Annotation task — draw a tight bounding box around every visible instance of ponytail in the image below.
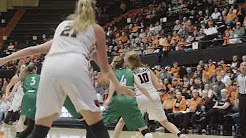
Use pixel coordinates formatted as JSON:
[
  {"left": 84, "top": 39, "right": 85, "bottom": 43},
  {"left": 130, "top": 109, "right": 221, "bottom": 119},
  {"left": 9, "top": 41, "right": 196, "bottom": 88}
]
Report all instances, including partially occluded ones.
[{"left": 19, "top": 63, "right": 36, "bottom": 82}]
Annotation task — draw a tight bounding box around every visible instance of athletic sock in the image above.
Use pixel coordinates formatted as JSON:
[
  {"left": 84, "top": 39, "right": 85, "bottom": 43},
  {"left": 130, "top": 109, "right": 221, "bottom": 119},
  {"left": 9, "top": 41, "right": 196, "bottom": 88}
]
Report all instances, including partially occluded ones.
[
  {"left": 15, "top": 132, "right": 20, "bottom": 137},
  {"left": 26, "top": 125, "right": 50, "bottom": 138},
  {"left": 141, "top": 129, "right": 151, "bottom": 136},
  {"left": 88, "top": 120, "right": 110, "bottom": 138},
  {"left": 83, "top": 120, "right": 95, "bottom": 138},
  {"left": 16, "top": 119, "right": 35, "bottom": 138}
]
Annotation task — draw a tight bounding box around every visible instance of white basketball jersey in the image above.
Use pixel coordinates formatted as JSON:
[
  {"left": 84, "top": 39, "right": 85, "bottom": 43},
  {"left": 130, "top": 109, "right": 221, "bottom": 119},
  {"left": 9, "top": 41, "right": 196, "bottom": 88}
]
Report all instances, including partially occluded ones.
[
  {"left": 48, "top": 20, "right": 96, "bottom": 58},
  {"left": 133, "top": 67, "right": 157, "bottom": 96}
]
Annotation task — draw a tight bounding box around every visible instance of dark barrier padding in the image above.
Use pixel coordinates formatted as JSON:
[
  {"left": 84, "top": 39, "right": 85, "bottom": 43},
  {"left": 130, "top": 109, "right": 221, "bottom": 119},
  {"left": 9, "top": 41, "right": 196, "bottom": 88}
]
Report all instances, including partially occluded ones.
[
  {"left": 141, "top": 43, "right": 246, "bottom": 67},
  {"left": 92, "top": 43, "right": 246, "bottom": 71}
]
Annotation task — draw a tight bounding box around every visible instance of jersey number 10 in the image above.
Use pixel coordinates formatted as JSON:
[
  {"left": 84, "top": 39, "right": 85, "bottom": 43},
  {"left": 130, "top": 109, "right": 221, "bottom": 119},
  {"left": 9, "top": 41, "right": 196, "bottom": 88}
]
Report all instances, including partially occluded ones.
[{"left": 138, "top": 73, "right": 149, "bottom": 83}]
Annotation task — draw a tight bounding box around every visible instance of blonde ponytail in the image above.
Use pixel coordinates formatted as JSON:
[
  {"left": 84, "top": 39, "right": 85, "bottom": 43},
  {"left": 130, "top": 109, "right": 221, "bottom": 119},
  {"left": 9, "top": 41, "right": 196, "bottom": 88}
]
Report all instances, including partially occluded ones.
[
  {"left": 72, "top": 0, "right": 96, "bottom": 33},
  {"left": 125, "top": 51, "right": 145, "bottom": 70},
  {"left": 19, "top": 63, "right": 36, "bottom": 82}
]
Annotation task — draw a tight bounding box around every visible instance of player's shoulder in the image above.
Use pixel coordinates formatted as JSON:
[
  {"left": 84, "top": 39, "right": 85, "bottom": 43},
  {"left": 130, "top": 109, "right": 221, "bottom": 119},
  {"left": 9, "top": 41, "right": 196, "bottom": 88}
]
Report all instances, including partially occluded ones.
[{"left": 93, "top": 24, "right": 104, "bottom": 33}]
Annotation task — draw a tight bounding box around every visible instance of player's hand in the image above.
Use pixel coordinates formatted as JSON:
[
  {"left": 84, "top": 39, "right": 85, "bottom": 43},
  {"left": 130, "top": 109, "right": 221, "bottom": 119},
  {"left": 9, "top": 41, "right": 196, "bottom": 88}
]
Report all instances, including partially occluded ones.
[
  {"left": 104, "top": 98, "right": 111, "bottom": 109},
  {"left": 179, "top": 134, "right": 189, "bottom": 138},
  {"left": 0, "top": 58, "right": 7, "bottom": 66},
  {"left": 115, "top": 84, "right": 135, "bottom": 100}
]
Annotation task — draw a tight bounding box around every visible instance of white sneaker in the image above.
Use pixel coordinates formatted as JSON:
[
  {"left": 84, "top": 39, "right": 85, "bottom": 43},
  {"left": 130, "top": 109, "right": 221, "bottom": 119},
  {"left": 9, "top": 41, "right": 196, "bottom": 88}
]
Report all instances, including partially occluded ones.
[{"left": 144, "top": 133, "right": 153, "bottom": 138}]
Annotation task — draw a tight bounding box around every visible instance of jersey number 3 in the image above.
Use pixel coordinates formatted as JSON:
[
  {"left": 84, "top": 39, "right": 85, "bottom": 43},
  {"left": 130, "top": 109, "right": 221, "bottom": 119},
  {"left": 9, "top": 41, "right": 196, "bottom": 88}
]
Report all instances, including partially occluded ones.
[
  {"left": 60, "top": 26, "right": 77, "bottom": 38},
  {"left": 138, "top": 73, "right": 149, "bottom": 83},
  {"left": 30, "top": 77, "right": 36, "bottom": 86}
]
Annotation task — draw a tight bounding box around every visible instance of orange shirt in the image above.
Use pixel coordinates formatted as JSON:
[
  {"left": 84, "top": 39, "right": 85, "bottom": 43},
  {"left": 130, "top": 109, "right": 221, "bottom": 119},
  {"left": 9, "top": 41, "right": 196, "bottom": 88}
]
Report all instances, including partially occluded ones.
[
  {"left": 226, "top": 13, "right": 237, "bottom": 21},
  {"left": 171, "top": 67, "right": 180, "bottom": 75},
  {"left": 163, "top": 43, "right": 171, "bottom": 51},
  {"left": 171, "top": 35, "right": 180, "bottom": 43},
  {"left": 223, "top": 39, "right": 230, "bottom": 45},
  {"left": 161, "top": 93, "right": 168, "bottom": 101},
  {"left": 216, "top": 68, "right": 222, "bottom": 76},
  {"left": 188, "top": 97, "right": 201, "bottom": 112},
  {"left": 20, "top": 58, "right": 27, "bottom": 63},
  {"left": 130, "top": 26, "right": 139, "bottom": 33},
  {"left": 152, "top": 38, "right": 159, "bottom": 47},
  {"left": 230, "top": 90, "right": 237, "bottom": 102},
  {"left": 118, "top": 48, "right": 124, "bottom": 53},
  {"left": 119, "top": 36, "right": 128, "bottom": 42},
  {"left": 202, "top": 70, "right": 210, "bottom": 79},
  {"left": 208, "top": 64, "right": 216, "bottom": 74},
  {"left": 173, "top": 98, "right": 187, "bottom": 112},
  {"left": 166, "top": 84, "right": 172, "bottom": 89}
]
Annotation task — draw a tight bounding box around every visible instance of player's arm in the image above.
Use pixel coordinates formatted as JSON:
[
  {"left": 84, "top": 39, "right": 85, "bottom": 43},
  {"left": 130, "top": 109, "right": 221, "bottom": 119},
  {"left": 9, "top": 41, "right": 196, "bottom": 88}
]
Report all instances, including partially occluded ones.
[
  {"left": 104, "top": 80, "right": 115, "bottom": 107},
  {"left": 134, "top": 74, "right": 154, "bottom": 102},
  {"left": 94, "top": 24, "right": 134, "bottom": 98},
  {"left": 5, "top": 75, "right": 18, "bottom": 98},
  {"left": 0, "top": 40, "right": 52, "bottom": 65},
  {"left": 91, "top": 50, "right": 99, "bottom": 66},
  {"left": 149, "top": 69, "right": 162, "bottom": 90}
]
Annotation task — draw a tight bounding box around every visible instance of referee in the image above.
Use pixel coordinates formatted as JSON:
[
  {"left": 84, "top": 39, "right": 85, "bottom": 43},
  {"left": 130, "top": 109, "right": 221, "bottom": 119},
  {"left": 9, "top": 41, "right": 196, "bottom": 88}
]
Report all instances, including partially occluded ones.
[{"left": 237, "top": 62, "right": 246, "bottom": 138}]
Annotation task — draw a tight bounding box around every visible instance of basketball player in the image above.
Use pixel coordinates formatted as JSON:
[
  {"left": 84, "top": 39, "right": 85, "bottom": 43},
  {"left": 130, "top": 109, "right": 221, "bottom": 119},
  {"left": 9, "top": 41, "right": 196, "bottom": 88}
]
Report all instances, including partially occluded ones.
[
  {"left": 3, "top": 63, "right": 26, "bottom": 135},
  {"left": 111, "top": 52, "right": 188, "bottom": 138},
  {"left": 15, "top": 63, "right": 88, "bottom": 138},
  {"left": 103, "top": 56, "right": 154, "bottom": 138},
  {"left": 0, "top": 0, "right": 134, "bottom": 137},
  {"left": 15, "top": 63, "right": 40, "bottom": 138}
]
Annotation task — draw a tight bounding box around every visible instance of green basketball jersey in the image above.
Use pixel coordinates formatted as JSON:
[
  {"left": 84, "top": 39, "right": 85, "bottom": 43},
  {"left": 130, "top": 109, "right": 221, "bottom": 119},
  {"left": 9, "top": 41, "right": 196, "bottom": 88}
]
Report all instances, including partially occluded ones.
[
  {"left": 114, "top": 69, "right": 134, "bottom": 95},
  {"left": 23, "top": 73, "right": 40, "bottom": 93}
]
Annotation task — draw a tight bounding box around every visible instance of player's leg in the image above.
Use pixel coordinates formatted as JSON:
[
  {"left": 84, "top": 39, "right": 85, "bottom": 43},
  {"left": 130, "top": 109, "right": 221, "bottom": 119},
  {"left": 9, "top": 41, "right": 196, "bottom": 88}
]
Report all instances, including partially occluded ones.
[
  {"left": 64, "top": 96, "right": 95, "bottom": 138},
  {"left": 113, "top": 118, "right": 125, "bottom": 138},
  {"left": 63, "top": 72, "right": 110, "bottom": 138},
  {"left": 16, "top": 118, "right": 35, "bottom": 138},
  {"left": 26, "top": 73, "right": 66, "bottom": 138},
  {"left": 146, "top": 94, "right": 187, "bottom": 138},
  {"left": 16, "top": 116, "right": 26, "bottom": 135},
  {"left": 3, "top": 110, "right": 15, "bottom": 126}
]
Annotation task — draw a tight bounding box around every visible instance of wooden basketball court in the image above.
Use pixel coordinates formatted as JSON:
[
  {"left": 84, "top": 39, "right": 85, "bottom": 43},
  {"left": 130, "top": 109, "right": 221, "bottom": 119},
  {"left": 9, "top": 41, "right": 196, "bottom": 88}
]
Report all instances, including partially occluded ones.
[{"left": 1, "top": 126, "right": 232, "bottom": 138}]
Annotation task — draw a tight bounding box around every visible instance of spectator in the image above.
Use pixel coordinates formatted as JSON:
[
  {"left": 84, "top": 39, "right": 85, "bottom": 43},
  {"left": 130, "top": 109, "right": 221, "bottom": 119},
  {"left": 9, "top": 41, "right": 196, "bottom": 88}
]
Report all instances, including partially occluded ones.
[
  {"left": 225, "top": 8, "right": 237, "bottom": 25},
  {"left": 208, "top": 59, "right": 216, "bottom": 75},
  {"left": 211, "top": 8, "right": 221, "bottom": 20},
  {"left": 214, "top": 75, "right": 226, "bottom": 91},
  {"left": 171, "top": 62, "right": 180, "bottom": 76},
  {"left": 158, "top": 67, "right": 172, "bottom": 82},
  {"left": 234, "top": 22, "right": 245, "bottom": 37},
  {"left": 205, "top": 89, "right": 231, "bottom": 135},
  {"left": 196, "top": 65, "right": 203, "bottom": 78},
  {"left": 186, "top": 67, "right": 193, "bottom": 81},
  {"left": 191, "top": 90, "right": 214, "bottom": 134},
  {"left": 203, "top": 84, "right": 213, "bottom": 98},
  {"left": 173, "top": 20, "right": 181, "bottom": 31},
  {"left": 211, "top": 84, "right": 221, "bottom": 100},
  {"left": 163, "top": 91, "right": 175, "bottom": 114},
  {"left": 231, "top": 55, "right": 240, "bottom": 73},
  {"left": 242, "top": 55, "right": 246, "bottom": 62},
  {"left": 221, "top": 70, "right": 232, "bottom": 87},
  {"left": 204, "top": 22, "right": 218, "bottom": 39},
  {"left": 202, "top": 64, "right": 210, "bottom": 82},
  {"left": 181, "top": 89, "right": 201, "bottom": 134},
  {"left": 0, "top": 92, "right": 8, "bottom": 123},
  {"left": 172, "top": 91, "right": 187, "bottom": 129}
]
